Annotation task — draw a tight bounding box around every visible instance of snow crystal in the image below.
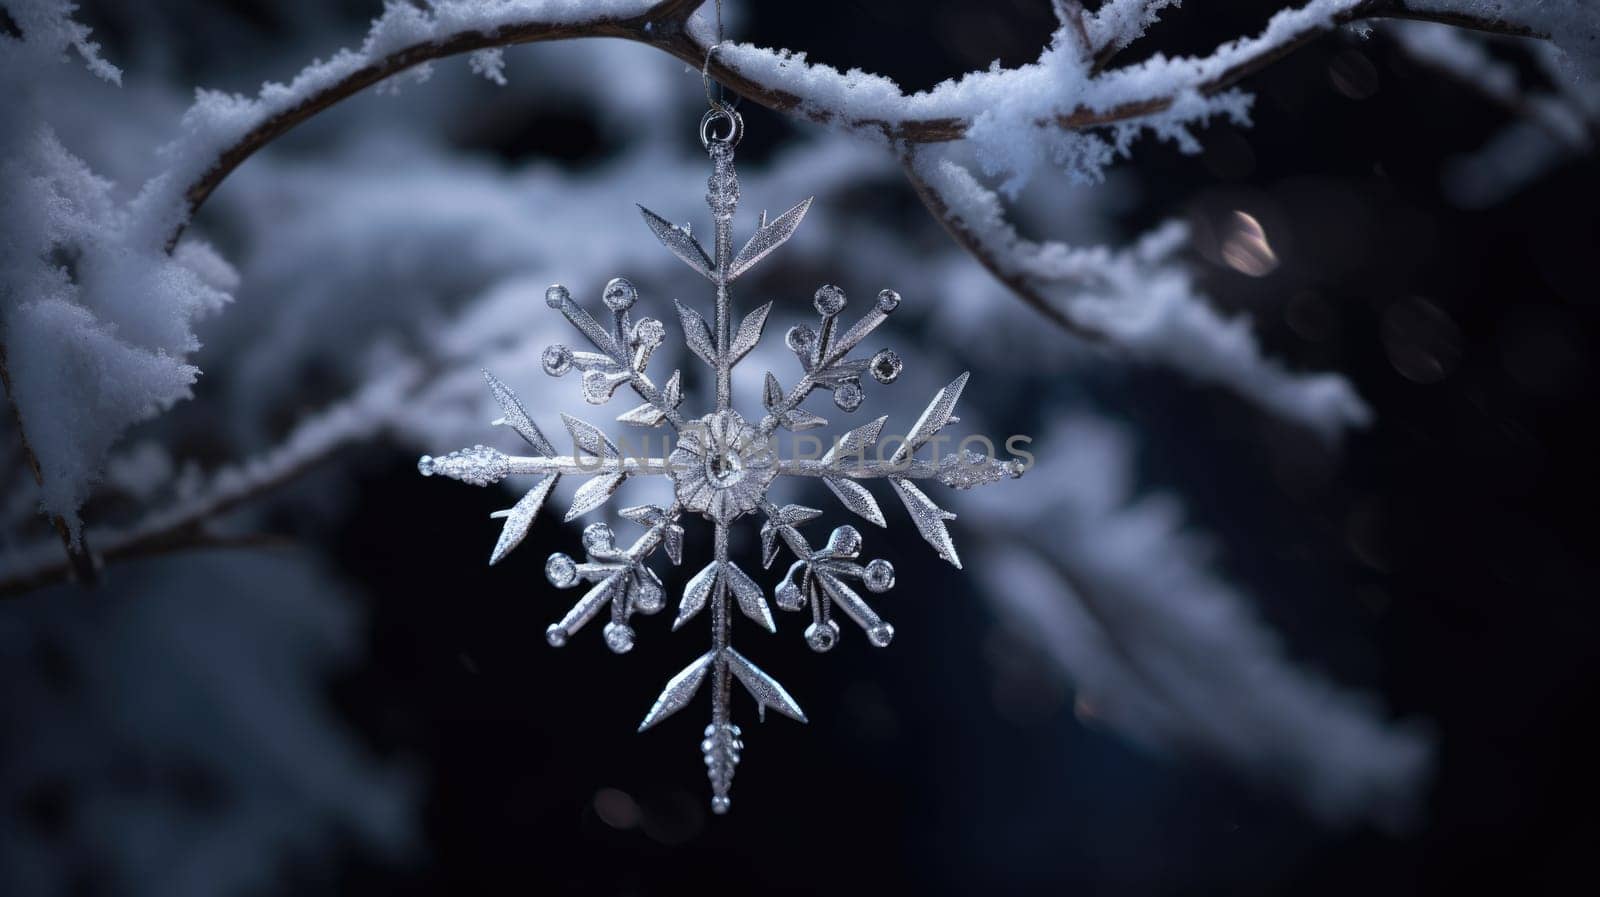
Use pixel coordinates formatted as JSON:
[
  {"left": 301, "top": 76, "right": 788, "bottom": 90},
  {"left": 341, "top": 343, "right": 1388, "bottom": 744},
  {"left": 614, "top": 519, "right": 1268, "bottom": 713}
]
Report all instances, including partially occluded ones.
[
  {"left": 1084, "top": 0, "right": 1185, "bottom": 57},
  {"left": 469, "top": 47, "right": 509, "bottom": 85}
]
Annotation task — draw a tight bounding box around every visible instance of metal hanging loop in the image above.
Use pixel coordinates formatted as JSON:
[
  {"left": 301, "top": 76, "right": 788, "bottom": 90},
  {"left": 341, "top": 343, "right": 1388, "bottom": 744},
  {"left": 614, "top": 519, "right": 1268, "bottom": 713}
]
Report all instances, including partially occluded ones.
[{"left": 700, "top": 102, "right": 743, "bottom": 149}]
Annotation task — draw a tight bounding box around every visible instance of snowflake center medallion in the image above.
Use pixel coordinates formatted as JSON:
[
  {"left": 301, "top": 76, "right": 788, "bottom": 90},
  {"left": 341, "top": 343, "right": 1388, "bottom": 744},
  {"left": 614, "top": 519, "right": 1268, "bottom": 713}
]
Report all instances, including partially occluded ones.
[
  {"left": 670, "top": 411, "right": 775, "bottom": 522},
  {"left": 417, "top": 103, "right": 1022, "bottom": 813}
]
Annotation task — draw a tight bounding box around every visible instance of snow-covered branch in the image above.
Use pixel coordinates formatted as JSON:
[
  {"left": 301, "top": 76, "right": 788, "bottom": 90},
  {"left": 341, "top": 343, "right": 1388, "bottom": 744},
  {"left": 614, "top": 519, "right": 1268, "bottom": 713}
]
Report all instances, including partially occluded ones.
[
  {"left": 158, "top": 0, "right": 702, "bottom": 247},
  {"left": 0, "top": 366, "right": 420, "bottom": 598},
  {"left": 161, "top": 1, "right": 1568, "bottom": 244},
  {"left": 1388, "top": 21, "right": 1598, "bottom": 207},
  {"left": 905, "top": 152, "right": 1372, "bottom": 438}
]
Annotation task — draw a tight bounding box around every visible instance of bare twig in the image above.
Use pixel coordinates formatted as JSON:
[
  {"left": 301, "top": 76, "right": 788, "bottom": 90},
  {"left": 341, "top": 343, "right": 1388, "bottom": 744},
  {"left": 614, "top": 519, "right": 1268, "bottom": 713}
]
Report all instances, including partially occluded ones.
[
  {"left": 0, "top": 366, "right": 420, "bottom": 599},
  {"left": 0, "top": 526, "right": 292, "bottom": 598}
]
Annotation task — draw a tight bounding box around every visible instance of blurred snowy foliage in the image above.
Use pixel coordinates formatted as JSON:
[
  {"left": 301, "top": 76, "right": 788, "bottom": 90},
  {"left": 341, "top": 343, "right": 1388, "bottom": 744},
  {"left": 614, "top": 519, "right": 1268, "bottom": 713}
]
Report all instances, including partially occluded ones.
[
  {"left": 2, "top": 0, "right": 1595, "bottom": 888},
  {"left": 1388, "top": 20, "right": 1598, "bottom": 208},
  {"left": 0, "top": 551, "right": 411, "bottom": 897},
  {"left": 967, "top": 418, "right": 1430, "bottom": 830}
]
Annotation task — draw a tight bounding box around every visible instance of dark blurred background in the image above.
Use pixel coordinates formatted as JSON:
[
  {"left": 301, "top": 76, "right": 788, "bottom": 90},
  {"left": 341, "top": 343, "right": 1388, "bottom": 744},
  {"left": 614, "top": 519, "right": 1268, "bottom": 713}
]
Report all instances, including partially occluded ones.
[{"left": 10, "top": 1, "right": 1600, "bottom": 894}]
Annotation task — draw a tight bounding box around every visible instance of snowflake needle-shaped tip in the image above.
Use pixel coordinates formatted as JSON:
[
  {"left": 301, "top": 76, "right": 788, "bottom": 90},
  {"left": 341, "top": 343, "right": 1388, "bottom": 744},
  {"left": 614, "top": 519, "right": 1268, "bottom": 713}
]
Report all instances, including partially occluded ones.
[
  {"left": 728, "top": 196, "right": 811, "bottom": 280},
  {"left": 638, "top": 203, "right": 713, "bottom": 279},
  {"left": 488, "top": 473, "right": 558, "bottom": 565}
]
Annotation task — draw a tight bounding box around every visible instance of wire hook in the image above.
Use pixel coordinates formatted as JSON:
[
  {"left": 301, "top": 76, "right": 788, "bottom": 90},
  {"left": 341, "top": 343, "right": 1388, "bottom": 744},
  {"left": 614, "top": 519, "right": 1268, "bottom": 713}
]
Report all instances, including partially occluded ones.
[{"left": 702, "top": 40, "right": 740, "bottom": 112}]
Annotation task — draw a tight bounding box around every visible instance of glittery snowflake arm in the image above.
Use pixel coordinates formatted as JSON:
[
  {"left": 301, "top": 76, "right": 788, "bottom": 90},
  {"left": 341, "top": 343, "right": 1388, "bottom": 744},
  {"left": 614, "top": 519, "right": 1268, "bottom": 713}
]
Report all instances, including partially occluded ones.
[
  {"left": 757, "top": 285, "right": 903, "bottom": 436},
  {"left": 771, "top": 370, "right": 1023, "bottom": 567},
  {"left": 643, "top": 125, "right": 813, "bottom": 415},
  {"left": 543, "top": 505, "right": 683, "bottom": 652},
  {"left": 541, "top": 279, "right": 685, "bottom": 431},
  {"left": 760, "top": 502, "right": 899, "bottom": 651},
  {"left": 417, "top": 371, "right": 679, "bottom": 563}
]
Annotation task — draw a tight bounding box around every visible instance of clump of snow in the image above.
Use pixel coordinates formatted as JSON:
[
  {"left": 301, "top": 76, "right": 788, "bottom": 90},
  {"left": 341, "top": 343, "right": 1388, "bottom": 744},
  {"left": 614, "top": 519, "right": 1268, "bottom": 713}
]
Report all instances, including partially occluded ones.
[
  {"left": 1084, "top": 0, "right": 1185, "bottom": 57},
  {"left": 469, "top": 47, "right": 509, "bottom": 85},
  {"left": 3, "top": 5, "right": 233, "bottom": 536},
  {"left": 4, "top": 298, "right": 200, "bottom": 528},
  {"left": 0, "top": 0, "right": 121, "bottom": 85}
]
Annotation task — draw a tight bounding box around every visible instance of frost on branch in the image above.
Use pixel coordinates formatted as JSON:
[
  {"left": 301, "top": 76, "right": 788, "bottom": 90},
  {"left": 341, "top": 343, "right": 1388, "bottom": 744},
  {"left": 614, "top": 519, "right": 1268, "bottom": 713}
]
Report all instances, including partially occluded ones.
[
  {"left": 716, "top": 10, "right": 1252, "bottom": 196},
  {"left": 0, "top": 364, "right": 420, "bottom": 590},
  {"left": 1083, "top": 1, "right": 1184, "bottom": 58},
  {"left": 468, "top": 47, "right": 509, "bottom": 85}
]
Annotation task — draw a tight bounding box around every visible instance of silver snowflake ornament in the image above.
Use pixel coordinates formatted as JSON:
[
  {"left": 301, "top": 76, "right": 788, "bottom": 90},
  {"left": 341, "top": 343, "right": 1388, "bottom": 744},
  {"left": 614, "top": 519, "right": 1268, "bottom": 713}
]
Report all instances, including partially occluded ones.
[{"left": 418, "top": 105, "right": 1023, "bottom": 813}]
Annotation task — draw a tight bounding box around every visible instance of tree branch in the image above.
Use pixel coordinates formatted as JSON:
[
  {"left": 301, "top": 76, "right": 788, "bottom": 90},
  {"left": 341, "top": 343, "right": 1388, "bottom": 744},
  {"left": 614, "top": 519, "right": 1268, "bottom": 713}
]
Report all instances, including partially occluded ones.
[
  {"left": 900, "top": 148, "right": 1374, "bottom": 436},
  {"left": 169, "top": 1, "right": 704, "bottom": 248},
  {"left": 901, "top": 150, "right": 1086, "bottom": 338},
  {"left": 165, "top": 0, "right": 1551, "bottom": 248},
  {"left": 0, "top": 366, "right": 420, "bottom": 599},
  {"left": 0, "top": 527, "right": 289, "bottom": 598},
  {"left": 1388, "top": 20, "right": 1599, "bottom": 151},
  {"left": 1064, "top": 0, "right": 1546, "bottom": 131}
]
